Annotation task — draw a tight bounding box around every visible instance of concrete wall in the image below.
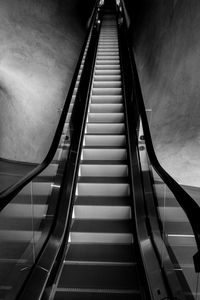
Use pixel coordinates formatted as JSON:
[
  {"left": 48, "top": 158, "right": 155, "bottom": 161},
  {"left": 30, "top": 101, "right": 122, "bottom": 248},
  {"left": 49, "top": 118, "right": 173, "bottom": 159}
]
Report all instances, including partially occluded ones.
[
  {"left": 125, "top": 0, "right": 200, "bottom": 186},
  {"left": 0, "top": 0, "right": 95, "bottom": 163}
]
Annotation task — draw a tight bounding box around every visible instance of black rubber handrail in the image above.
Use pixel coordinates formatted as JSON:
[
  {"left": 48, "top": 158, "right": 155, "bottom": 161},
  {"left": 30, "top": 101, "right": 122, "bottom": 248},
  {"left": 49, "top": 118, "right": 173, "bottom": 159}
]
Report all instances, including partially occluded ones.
[
  {"left": 120, "top": 0, "right": 200, "bottom": 272},
  {"left": 0, "top": 0, "right": 99, "bottom": 210}
]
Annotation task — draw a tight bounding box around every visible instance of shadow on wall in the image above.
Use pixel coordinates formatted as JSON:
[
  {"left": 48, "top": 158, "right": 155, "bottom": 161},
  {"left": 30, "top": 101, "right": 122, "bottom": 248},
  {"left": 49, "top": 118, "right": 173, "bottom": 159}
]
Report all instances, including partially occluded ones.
[
  {"left": 125, "top": 0, "right": 200, "bottom": 187},
  {"left": 0, "top": 0, "right": 95, "bottom": 163}
]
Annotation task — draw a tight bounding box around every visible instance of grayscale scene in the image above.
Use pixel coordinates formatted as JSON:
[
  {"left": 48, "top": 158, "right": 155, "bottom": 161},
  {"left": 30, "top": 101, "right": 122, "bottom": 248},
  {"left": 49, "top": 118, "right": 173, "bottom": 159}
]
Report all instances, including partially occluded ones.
[{"left": 0, "top": 0, "right": 199, "bottom": 299}]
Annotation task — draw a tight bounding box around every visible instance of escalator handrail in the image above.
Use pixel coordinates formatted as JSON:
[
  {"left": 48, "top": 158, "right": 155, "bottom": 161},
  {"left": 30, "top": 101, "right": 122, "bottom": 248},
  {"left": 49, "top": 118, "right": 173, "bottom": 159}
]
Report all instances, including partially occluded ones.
[
  {"left": 120, "top": 0, "right": 200, "bottom": 271},
  {"left": 0, "top": 0, "right": 100, "bottom": 209}
]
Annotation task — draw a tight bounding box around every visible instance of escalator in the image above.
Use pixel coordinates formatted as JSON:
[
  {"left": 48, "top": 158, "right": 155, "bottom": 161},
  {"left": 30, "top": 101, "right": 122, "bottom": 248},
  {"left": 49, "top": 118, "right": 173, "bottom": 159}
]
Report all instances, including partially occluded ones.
[
  {"left": 1, "top": 0, "right": 200, "bottom": 299},
  {"left": 48, "top": 5, "right": 146, "bottom": 299}
]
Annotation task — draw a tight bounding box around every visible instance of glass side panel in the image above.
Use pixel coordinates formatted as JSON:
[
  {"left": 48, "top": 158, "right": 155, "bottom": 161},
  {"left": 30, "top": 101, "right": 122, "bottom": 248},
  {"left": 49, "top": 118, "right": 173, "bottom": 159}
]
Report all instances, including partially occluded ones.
[
  {"left": 152, "top": 174, "right": 199, "bottom": 298},
  {"left": 0, "top": 135, "right": 69, "bottom": 299},
  {"left": 138, "top": 118, "right": 200, "bottom": 299},
  {"left": 0, "top": 183, "right": 34, "bottom": 299},
  {"left": 0, "top": 164, "right": 35, "bottom": 193}
]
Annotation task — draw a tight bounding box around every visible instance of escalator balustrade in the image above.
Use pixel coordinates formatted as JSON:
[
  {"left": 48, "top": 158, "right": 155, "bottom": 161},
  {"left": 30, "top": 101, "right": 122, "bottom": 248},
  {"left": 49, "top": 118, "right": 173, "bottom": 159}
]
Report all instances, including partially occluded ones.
[{"left": 49, "top": 3, "right": 148, "bottom": 300}]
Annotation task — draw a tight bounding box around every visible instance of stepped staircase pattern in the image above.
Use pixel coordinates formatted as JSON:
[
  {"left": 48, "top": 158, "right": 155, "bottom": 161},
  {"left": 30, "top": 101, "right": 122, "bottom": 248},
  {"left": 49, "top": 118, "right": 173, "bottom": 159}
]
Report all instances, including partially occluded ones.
[
  {"left": 51, "top": 6, "right": 144, "bottom": 300},
  {"left": 0, "top": 2, "right": 197, "bottom": 300}
]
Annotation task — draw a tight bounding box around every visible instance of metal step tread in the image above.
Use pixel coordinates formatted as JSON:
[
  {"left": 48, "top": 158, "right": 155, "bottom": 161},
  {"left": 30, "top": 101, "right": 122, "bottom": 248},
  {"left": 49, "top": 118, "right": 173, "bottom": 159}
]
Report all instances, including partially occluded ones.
[
  {"left": 85, "top": 132, "right": 125, "bottom": 136},
  {"left": 86, "top": 132, "right": 124, "bottom": 136},
  {"left": 95, "top": 54, "right": 119, "bottom": 59},
  {"left": 89, "top": 107, "right": 123, "bottom": 113},
  {"left": 84, "top": 135, "right": 126, "bottom": 146},
  {"left": 58, "top": 263, "right": 139, "bottom": 290},
  {"left": 71, "top": 220, "right": 132, "bottom": 234},
  {"left": 58, "top": 264, "right": 139, "bottom": 290},
  {"left": 65, "top": 244, "right": 135, "bottom": 263},
  {"left": 78, "top": 177, "right": 128, "bottom": 184},
  {"left": 92, "top": 88, "right": 122, "bottom": 95},
  {"left": 72, "top": 205, "right": 131, "bottom": 220},
  {"left": 96, "top": 60, "right": 119, "bottom": 65},
  {"left": 85, "top": 123, "right": 125, "bottom": 134},
  {"left": 81, "top": 148, "right": 127, "bottom": 161},
  {"left": 93, "top": 83, "right": 122, "bottom": 90},
  {"left": 54, "top": 290, "right": 141, "bottom": 300},
  {"left": 95, "top": 65, "right": 120, "bottom": 70},
  {"left": 91, "top": 95, "right": 122, "bottom": 102},
  {"left": 97, "top": 55, "right": 119, "bottom": 59},
  {"left": 95, "top": 70, "right": 121, "bottom": 76},
  {"left": 89, "top": 103, "right": 123, "bottom": 108},
  {"left": 88, "top": 113, "right": 124, "bottom": 123},
  {"left": 94, "top": 75, "right": 121, "bottom": 81},
  {"left": 82, "top": 145, "right": 126, "bottom": 149},
  {"left": 80, "top": 160, "right": 127, "bottom": 165},
  {"left": 79, "top": 164, "right": 128, "bottom": 177},
  {"left": 76, "top": 182, "right": 130, "bottom": 196},
  {"left": 75, "top": 196, "right": 131, "bottom": 206}
]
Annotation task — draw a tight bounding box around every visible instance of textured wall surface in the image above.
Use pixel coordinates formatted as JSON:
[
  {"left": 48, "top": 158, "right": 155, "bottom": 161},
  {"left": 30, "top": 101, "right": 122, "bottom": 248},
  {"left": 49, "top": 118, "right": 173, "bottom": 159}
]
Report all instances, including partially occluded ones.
[
  {"left": 126, "top": 0, "right": 200, "bottom": 186},
  {"left": 0, "top": 0, "right": 94, "bottom": 163}
]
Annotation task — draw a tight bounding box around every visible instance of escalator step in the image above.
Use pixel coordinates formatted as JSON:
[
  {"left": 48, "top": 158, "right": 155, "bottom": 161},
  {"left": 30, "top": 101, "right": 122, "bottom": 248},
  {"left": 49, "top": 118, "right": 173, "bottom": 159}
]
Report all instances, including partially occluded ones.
[
  {"left": 80, "top": 160, "right": 127, "bottom": 165},
  {"left": 95, "top": 65, "right": 120, "bottom": 70},
  {"left": 54, "top": 291, "right": 141, "bottom": 300},
  {"left": 84, "top": 135, "right": 126, "bottom": 147},
  {"left": 96, "top": 56, "right": 119, "bottom": 60},
  {"left": 65, "top": 244, "right": 136, "bottom": 263},
  {"left": 58, "top": 264, "right": 139, "bottom": 290},
  {"left": 75, "top": 196, "right": 130, "bottom": 206},
  {"left": 69, "top": 232, "right": 133, "bottom": 244},
  {"left": 93, "top": 82, "right": 122, "bottom": 89},
  {"left": 92, "top": 87, "right": 122, "bottom": 95},
  {"left": 81, "top": 148, "right": 127, "bottom": 161},
  {"left": 91, "top": 95, "right": 122, "bottom": 103},
  {"left": 85, "top": 123, "right": 125, "bottom": 134},
  {"left": 71, "top": 219, "right": 132, "bottom": 234},
  {"left": 78, "top": 177, "right": 128, "bottom": 183},
  {"left": 88, "top": 112, "right": 124, "bottom": 123},
  {"left": 76, "top": 182, "right": 130, "bottom": 196},
  {"left": 89, "top": 103, "right": 123, "bottom": 113},
  {"left": 72, "top": 204, "right": 131, "bottom": 220},
  {"left": 94, "top": 75, "right": 121, "bottom": 81},
  {"left": 96, "top": 60, "right": 119, "bottom": 65},
  {"left": 79, "top": 164, "right": 128, "bottom": 177}
]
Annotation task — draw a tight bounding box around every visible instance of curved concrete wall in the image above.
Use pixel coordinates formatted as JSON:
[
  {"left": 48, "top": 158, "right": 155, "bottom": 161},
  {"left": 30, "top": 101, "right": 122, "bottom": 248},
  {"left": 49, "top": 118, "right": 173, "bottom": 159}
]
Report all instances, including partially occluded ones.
[
  {"left": 0, "top": 0, "right": 95, "bottom": 163},
  {"left": 126, "top": 0, "right": 200, "bottom": 186}
]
